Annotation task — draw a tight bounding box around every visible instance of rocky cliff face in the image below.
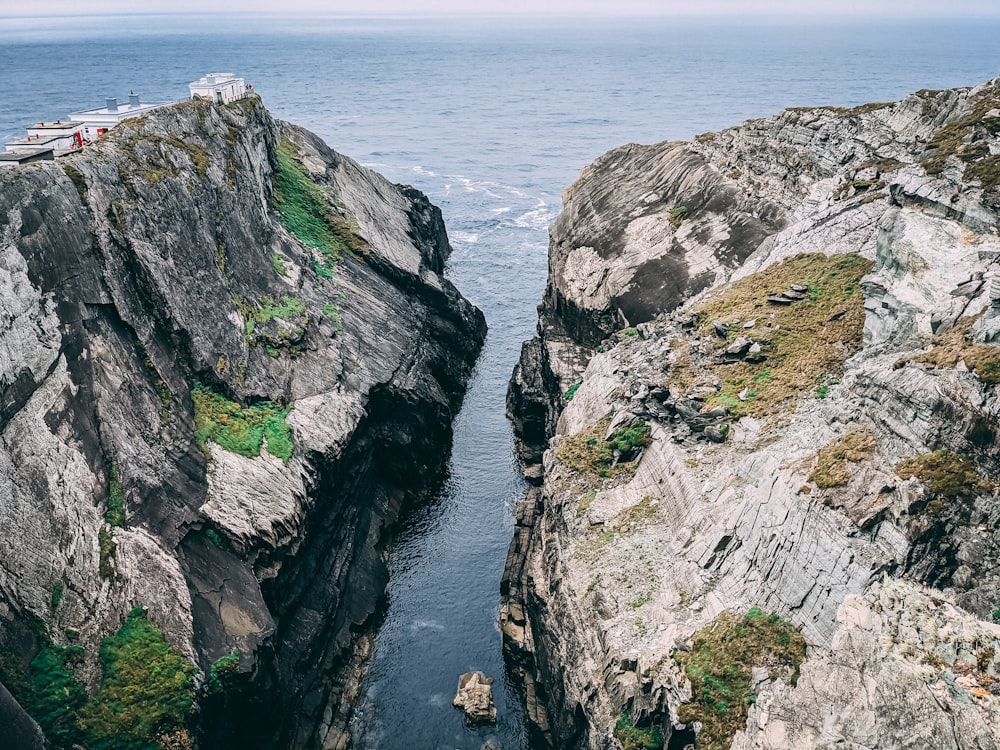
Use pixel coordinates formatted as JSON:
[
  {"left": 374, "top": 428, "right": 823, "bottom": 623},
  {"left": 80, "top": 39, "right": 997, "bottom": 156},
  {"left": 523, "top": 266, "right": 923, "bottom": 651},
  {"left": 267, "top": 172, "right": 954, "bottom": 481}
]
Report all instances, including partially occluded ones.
[
  {"left": 504, "top": 79, "right": 1000, "bottom": 749},
  {"left": 0, "top": 95, "right": 485, "bottom": 749}
]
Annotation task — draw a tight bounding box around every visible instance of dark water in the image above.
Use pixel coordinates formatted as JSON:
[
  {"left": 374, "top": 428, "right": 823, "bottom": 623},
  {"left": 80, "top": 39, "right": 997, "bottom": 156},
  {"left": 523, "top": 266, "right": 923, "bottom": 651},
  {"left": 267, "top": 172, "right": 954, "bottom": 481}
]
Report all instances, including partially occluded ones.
[{"left": 2, "top": 14, "right": 999, "bottom": 749}]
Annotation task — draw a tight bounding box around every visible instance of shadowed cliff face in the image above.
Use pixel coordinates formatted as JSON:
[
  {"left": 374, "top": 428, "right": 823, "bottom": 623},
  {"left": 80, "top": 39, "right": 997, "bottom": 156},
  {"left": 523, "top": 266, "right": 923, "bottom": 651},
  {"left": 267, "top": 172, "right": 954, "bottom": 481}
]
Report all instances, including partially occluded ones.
[
  {"left": 505, "top": 79, "right": 1000, "bottom": 750},
  {"left": 0, "top": 95, "right": 485, "bottom": 749}
]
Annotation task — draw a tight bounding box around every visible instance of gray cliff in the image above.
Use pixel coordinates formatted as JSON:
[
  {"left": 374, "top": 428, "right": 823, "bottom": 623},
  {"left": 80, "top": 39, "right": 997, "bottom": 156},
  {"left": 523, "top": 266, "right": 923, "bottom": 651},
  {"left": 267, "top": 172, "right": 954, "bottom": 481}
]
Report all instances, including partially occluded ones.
[
  {"left": 0, "top": 95, "right": 485, "bottom": 748},
  {"left": 505, "top": 79, "right": 1000, "bottom": 748}
]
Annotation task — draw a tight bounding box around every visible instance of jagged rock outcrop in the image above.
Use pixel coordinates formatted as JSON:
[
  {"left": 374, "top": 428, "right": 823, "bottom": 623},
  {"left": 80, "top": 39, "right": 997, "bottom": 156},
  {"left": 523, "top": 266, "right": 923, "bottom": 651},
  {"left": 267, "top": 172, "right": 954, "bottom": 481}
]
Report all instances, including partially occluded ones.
[
  {"left": 0, "top": 95, "right": 485, "bottom": 749},
  {"left": 504, "top": 78, "right": 1000, "bottom": 749},
  {"left": 452, "top": 670, "right": 497, "bottom": 726}
]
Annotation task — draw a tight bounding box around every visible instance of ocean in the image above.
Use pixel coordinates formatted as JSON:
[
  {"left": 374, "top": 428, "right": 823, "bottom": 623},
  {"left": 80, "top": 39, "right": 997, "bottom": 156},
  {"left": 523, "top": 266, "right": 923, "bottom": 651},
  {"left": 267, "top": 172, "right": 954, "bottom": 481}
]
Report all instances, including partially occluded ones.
[{"left": 2, "top": 13, "right": 999, "bottom": 749}]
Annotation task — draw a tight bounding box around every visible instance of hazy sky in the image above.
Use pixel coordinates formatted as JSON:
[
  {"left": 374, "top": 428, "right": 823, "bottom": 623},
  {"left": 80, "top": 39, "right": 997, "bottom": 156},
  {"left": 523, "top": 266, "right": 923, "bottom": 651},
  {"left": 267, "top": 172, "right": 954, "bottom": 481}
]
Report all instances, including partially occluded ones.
[{"left": 4, "top": 0, "right": 1000, "bottom": 16}]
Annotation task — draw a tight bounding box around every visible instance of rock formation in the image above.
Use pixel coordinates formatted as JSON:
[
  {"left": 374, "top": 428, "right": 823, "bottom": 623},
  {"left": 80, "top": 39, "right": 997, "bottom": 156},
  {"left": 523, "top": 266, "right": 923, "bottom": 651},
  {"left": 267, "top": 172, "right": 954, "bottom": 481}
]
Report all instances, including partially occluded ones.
[
  {"left": 0, "top": 95, "right": 485, "bottom": 749},
  {"left": 452, "top": 670, "right": 497, "bottom": 726},
  {"left": 504, "top": 78, "right": 1000, "bottom": 749}
]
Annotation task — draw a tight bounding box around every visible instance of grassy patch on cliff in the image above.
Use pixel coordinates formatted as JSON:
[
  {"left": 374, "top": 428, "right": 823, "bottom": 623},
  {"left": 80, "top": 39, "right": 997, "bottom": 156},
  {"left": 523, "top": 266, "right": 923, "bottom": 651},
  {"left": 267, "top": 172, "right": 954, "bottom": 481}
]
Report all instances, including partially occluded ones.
[
  {"left": 900, "top": 314, "right": 1000, "bottom": 384},
  {"left": 98, "top": 527, "right": 116, "bottom": 579},
  {"left": 236, "top": 294, "right": 310, "bottom": 356},
  {"left": 208, "top": 651, "right": 240, "bottom": 694},
  {"left": 677, "top": 253, "right": 872, "bottom": 417},
  {"left": 119, "top": 132, "right": 211, "bottom": 187},
  {"left": 271, "top": 137, "right": 367, "bottom": 276},
  {"left": 922, "top": 90, "right": 1000, "bottom": 188},
  {"left": 61, "top": 164, "right": 89, "bottom": 203},
  {"left": 0, "top": 609, "right": 196, "bottom": 750},
  {"left": 674, "top": 608, "right": 806, "bottom": 750},
  {"left": 613, "top": 713, "right": 663, "bottom": 750},
  {"left": 809, "top": 426, "right": 876, "bottom": 488},
  {"left": 557, "top": 417, "right": 651, "bottom": 478},
  {"left": 192, "top": 383, "right": 293, "bottom": 463},
  {"left": 895, "top": 450, "right": 993, "bottom": 499},
  {"left": 20, "top": 644, "right": 88, "bottom": 747},
  {"left": 238, "top": 294, "right": 307, "bottom": 337},
  {"left": 77, "top": 608, "right": 197, "bottom": 750}
]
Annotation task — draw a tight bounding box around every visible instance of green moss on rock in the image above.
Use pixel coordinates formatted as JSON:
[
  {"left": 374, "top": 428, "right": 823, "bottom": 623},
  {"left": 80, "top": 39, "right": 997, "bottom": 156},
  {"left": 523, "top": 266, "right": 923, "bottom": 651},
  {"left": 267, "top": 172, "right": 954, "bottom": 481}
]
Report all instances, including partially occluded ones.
[
  {"left": 895, "top": 450, "right": 993, "bottom": 498},
  {"left": 809, "top": 427, "right": 876, "bottom": 488},
  {"left": 24, "top": 645, "right": 87, "bottom": 747},
  {"left": 674, "top": 608, "right": 806, "bottom": 750},
  {"left": 557, "top": 417, "right": 652, "bottom": 479},
  {"left": 192, "top": 384, "right": 294, "bottom": 463},
  {"left": 0, "top": 609, "right": 195, "bottom": 750},
  {"left": 208, "top": 651, "right": 240, "bottom": 693},
  {"left": 613, "top": 713, "right": 663, "bottom": 750},
  {"left": 106, "top": 461, "right": 125, "bottom": 527},
  {"left": 77, "top": 607, "right": 197, "bottom": 750},
  {"left": 98, "top": 527, "right": 115, "bottom": 580},
  {"left": 271, "top": 137, "right": 367, "bottom": 276}
]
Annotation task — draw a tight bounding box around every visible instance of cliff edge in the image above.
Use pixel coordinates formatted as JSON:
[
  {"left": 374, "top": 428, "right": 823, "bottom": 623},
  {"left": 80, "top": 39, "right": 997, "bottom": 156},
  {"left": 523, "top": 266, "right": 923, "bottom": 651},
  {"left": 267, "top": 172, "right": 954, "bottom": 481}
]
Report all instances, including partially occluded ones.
[
  {"left": 0, "top": 95, "right": 485, "bottom": 749},
  {"left": 505, "top": 78, "right": 1000, "bottom": 749}
]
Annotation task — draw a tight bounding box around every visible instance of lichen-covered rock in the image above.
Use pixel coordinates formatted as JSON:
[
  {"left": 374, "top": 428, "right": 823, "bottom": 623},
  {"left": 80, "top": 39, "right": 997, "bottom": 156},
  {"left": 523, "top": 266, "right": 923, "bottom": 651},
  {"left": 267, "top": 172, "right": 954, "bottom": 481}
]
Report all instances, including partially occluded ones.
[
  {"left": 732, "top": 581, "right": 1000, "bottom": 750},
  {"left": 505, "top": 78, "right": 1000, "bottom": 749},
  {"left": 0, "top": 95, "right": 485, "bottom": 749}
]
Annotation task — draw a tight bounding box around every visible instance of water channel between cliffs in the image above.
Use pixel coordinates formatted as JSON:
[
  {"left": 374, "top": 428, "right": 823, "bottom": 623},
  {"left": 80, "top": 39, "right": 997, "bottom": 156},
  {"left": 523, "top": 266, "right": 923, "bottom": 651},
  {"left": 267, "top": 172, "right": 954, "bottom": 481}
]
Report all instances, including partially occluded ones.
[{"left": 348, "top": 172, "right": 548, "bottom": 748}]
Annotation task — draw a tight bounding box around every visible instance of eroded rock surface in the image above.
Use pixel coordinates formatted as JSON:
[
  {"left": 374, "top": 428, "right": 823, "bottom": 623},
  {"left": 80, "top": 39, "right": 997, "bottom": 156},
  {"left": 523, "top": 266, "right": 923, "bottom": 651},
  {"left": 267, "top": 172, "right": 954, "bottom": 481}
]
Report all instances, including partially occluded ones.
[
  {"left": 504, "top": 78, "right": 1000, "bottom": 749},
  {"left": 0, "top": 95, "right": 485, "bottom": 748},
  {"left": 452, "top": 670, "right": 498, "bottom": 727}
]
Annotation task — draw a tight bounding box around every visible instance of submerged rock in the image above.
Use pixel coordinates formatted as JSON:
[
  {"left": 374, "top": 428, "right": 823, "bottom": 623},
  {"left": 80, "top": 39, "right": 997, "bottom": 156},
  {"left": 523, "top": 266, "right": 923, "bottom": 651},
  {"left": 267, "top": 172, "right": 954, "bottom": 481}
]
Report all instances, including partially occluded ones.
[{"left": 453, "top": 671, "right": 497, "bottom": 726}]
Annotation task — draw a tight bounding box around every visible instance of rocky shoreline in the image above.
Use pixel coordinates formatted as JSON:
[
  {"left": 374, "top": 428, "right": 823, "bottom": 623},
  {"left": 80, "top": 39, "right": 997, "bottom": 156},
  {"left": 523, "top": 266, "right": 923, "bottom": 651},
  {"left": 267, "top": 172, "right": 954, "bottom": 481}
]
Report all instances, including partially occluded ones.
[
  {"left": 0, "top": 95, "right": 485, "bottom": 749},
  {"left": 504, "top": 78, "right": 1000, "bottom": 749}
]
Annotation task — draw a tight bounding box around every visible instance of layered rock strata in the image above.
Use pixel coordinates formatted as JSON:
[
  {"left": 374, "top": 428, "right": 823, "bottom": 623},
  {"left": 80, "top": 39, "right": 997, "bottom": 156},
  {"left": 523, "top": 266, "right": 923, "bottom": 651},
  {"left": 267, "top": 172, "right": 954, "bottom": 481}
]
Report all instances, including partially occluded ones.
[
  {"left": 504, "top": 78, "right": 1000, "bottom": 749},
  {"left": 0, "top": 95, "right": 485, "bottom": 748}
]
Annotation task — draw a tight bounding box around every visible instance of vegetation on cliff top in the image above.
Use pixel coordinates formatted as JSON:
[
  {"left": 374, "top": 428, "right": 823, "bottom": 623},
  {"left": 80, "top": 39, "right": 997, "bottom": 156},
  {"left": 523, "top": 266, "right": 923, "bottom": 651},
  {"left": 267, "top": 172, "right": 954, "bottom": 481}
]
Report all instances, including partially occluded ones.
[
  {"left": 272, "top": 137, "right": 367, "bottom": 277},
  {"left": 674, "top": 608, "right": 806, "bottom": 750},
  {"left": 672, "top": 253, "right": 873, "bottom": 417},
  {"left": 192, "top": 383, "right": 294, "bottom": 463},
  {"left": 0, "top": 608, "right": 196, "bottom": 750}
]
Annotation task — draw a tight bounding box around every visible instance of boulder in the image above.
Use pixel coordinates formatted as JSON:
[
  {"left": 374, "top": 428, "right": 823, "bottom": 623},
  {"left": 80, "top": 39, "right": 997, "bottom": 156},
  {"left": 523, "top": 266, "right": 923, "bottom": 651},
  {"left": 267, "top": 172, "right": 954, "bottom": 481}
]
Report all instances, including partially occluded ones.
[{"left": 453, "top": 671, "right": 497, "bottom": 726}]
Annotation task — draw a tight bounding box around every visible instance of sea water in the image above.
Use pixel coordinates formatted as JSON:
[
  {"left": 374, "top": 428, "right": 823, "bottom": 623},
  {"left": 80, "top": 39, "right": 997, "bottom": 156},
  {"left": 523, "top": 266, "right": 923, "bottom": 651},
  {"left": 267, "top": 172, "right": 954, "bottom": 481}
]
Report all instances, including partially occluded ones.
[{"left": 1, "top": 14, "right": 999, "bottom": 749}]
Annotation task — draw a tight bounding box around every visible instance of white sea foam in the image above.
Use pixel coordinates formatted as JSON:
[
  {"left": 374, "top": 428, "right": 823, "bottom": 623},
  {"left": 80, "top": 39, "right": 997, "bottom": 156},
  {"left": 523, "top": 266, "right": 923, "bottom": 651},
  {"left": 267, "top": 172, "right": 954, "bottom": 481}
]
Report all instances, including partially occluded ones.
[
  {"left": 410, "top": 619, "right": 446, "bottom": 632},
  {"left": 512, "top": 206, "right": 555, "bottom": 231}
]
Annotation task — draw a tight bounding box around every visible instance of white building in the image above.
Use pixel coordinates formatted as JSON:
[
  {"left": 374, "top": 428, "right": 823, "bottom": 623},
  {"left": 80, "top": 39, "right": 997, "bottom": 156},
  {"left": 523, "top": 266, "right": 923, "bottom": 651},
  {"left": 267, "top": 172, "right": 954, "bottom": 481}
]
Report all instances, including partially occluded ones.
[
  {"left": 0, "top": 149, "right": 55, "bottom": 167},
  {"left": 5, "top": 120, "right": 85, "bottom": 154},
  {"left": 188, "top": 73, "right": 247, "bottom": 105},
  {"left": 69, "top": 92, "right": 171, "bottom": 141}
]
